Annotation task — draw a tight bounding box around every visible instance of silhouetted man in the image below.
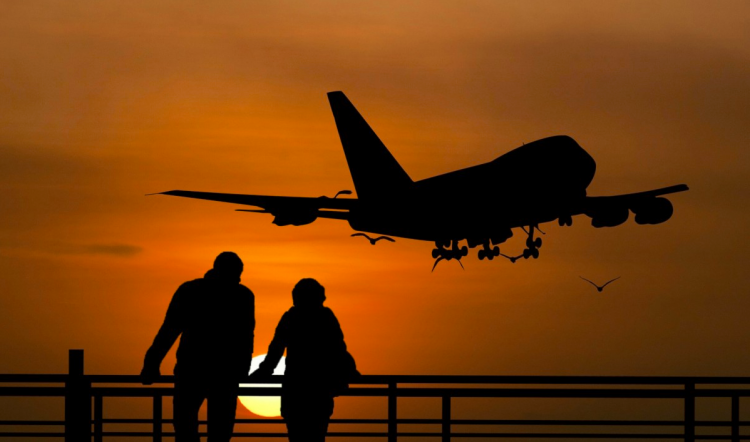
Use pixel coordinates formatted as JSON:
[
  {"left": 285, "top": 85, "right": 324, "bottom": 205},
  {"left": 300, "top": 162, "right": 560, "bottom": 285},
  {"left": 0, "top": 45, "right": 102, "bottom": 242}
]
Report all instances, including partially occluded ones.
[
  {"left": 141, "top": 252, "right": 254, "bottom": 442},
  {"left": 251, "top": 278, "right": 358, "bottom": 442}
]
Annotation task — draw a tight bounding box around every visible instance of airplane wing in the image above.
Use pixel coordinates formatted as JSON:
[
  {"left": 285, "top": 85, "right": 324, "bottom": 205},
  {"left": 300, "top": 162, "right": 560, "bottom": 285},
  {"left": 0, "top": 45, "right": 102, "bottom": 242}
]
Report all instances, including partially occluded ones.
[
  {"left": 579, "top": 184, "right": 689, "bottom": 227},
  {"left": 153, "top": 190, "right": 356, "bottom": 226}
]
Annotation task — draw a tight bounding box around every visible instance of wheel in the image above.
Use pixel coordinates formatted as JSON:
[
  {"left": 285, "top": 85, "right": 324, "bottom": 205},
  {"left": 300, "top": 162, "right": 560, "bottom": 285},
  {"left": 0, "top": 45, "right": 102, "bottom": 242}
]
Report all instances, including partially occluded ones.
[
  {"left": 492, "top": 246, "right": 500, "bottom": 256},
  {"left": 432, "top": 249, "right": 440, "bottom": 258},
  {"left": 487, "top": 254, "right": 494, "bottom": 260},
  {"left": 461, "top": 246, "right": 468, "bottom": 256},
  {"left": 531, "top": 249, "right": 539, "bottom": 259},
  {"left": 534, "top": 238, "right": 542, "bottom": 248},
  {"left": 523, "top": 249, "right": 531, "bottom": 259},
  {"left": 478, "top": 250, "right": 486, "bottom": 260},
  {"left": 526, "top": 237, "right": 534, "bottom": 248}
]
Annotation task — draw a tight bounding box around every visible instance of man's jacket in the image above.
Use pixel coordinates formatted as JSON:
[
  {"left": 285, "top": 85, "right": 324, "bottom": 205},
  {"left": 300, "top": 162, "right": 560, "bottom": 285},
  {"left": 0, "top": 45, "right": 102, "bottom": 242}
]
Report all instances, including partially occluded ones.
[{"left": 143, "top": 269, "right": 255, "bottom": 380}]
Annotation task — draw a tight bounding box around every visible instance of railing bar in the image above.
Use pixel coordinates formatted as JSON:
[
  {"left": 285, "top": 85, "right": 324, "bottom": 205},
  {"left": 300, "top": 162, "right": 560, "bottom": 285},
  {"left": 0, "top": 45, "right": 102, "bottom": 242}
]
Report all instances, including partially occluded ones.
[
  {"left": 153, "top": 395, "right": 162, "bottom": 442},
  {"left": 10, "top": 374, "right": 750, "bottom": 384},
  {"left": 4, "top": 431, "right": 745, "bottom": 440},
  {"left": 442, "top": 395, "right": 451, "bottom": 442},
  {"left": 94, "top": 394, "right": 103, "bottom": 442},
  {"left": 83, "top": 417, "right": 750, "bottom": 426},
  {"left": 733, "top": 395, "right": 740, "bottom": 442},
  {"left": 686, "top": 383, "right": 696, "bottom": 442},
  {"left": 387, "top": 382, "right": 397, "bottom": 442},
  {"left": 450, "top": 419, "right": 750, "bottom": 426}
]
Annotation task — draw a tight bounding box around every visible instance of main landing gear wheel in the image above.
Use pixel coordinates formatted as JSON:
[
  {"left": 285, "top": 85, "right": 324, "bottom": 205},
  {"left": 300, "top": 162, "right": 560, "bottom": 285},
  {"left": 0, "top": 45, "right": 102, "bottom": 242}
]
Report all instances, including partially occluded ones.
[
  {"left": 519, "top": 224, "right": 543, "bottom": 260},
  {"left": 478, "top": 244, "right": 501, "bottom": 261},
  {"left": 526, "top": 237, "right": 542, "bottom": 248}
]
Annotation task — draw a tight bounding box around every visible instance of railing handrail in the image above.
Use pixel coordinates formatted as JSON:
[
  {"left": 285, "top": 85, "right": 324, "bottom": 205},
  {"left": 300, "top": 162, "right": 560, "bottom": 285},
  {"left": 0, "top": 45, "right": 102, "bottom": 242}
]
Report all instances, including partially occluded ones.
[{"left": 5, "top": 373, "right": 750, "bottom": 385}]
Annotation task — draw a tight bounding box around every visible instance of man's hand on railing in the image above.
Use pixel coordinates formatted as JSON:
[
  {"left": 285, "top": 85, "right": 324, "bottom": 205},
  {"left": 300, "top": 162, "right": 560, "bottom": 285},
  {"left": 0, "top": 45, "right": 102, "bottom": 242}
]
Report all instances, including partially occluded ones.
[
  {"left": 140, "top": 365, "right": 160, "bottom": 385},
  {"left": 248, "top": 367, "right": 274, "bottom": 381}
]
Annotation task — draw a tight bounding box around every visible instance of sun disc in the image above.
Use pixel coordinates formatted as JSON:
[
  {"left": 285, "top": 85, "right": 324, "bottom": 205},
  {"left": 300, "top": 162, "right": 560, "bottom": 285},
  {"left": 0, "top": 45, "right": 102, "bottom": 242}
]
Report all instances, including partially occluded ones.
[{"left": 239, "top": 354, "right": 286, "bottom": 417}]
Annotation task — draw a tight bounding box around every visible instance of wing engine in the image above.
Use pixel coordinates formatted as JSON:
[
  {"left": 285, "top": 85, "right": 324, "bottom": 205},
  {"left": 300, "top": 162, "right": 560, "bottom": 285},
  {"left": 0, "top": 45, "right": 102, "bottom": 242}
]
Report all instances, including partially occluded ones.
[
  {"left": 631, "top": 197, "right": 673, "bottom": 225},
  {"left": 269, "top": 208, "right": 319, "bottom": 226},
  {"left": 582, "top": 184, "right": 687, "bottom": 228},
  {"left": 585, "top": 205, "right": 630, "bottom": 228}
]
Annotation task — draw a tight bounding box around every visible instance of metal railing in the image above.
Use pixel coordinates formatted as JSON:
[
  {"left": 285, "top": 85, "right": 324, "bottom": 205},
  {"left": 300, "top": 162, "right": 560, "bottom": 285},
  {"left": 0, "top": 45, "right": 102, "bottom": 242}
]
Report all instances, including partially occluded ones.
[{"left": 1, "top": 350, "right": 749, "bottom": 440}]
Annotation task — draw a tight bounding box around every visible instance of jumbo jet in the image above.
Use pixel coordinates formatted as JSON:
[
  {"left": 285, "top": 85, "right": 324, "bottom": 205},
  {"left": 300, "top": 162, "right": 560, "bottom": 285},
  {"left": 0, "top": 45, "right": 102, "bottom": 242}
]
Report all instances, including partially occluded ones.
[{"left": 154, "top": 91, "right": 689, "bottom": 268}]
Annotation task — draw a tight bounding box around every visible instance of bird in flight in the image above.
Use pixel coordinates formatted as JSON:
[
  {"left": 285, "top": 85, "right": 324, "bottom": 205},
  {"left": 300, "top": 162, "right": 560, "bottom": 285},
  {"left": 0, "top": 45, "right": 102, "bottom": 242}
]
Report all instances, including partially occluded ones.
[
  {"left": 351, "top": 233, "right": 396, "bottom": 245},
  {"left": 580, "top": 276, "right": 621, "bottom": 292}
]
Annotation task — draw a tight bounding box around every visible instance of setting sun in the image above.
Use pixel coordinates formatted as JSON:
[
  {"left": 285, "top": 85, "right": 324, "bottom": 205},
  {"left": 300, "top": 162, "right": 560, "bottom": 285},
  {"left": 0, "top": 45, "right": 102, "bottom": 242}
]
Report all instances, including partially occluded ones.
[{"left": 239, "top": 354, "right": 287, "bottom": 417}]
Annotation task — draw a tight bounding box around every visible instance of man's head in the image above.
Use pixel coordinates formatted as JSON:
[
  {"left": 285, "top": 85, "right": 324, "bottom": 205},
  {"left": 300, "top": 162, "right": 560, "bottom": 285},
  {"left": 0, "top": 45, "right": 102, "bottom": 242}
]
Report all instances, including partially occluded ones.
[
  {"left": 292, "top": 278, "right": 325, "bottom": 307},
  {"left": 213, "top": 251, "right": 243, "bottom": 282}
]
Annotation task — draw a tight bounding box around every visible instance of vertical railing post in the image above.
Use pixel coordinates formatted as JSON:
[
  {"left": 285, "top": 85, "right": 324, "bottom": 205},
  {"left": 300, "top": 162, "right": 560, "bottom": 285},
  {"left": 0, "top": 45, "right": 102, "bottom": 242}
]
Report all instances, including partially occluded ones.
[
  {"left": 388, "top": 382, "right": 397, "bottom": 442},
  {"left": 65, "top": 349, "right": 91, "bottom": 442},
  {"left": 441, "top": 396, "right": 451, "bottom": 442},
  {"left": 153, "top": 395, "right": 163, "bottom": 442},
  {"left": 732, "top": 396, "right": 739, "bottom": 442},
  {"left": 684, "top": 383, "right": 695, "bottom": 442},
  {"left": 94, "top": 394, "right": 103, "bottom": 442}
]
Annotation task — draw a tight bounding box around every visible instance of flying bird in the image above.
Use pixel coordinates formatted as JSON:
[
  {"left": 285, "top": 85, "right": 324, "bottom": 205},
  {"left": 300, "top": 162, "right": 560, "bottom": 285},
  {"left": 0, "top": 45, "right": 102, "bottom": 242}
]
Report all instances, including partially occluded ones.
[
  {"left": 580, "top": 276, "right": 621, "bottom": 292},
  {"left": 351, "top": 233, "right": 395, "bottom": 245}
]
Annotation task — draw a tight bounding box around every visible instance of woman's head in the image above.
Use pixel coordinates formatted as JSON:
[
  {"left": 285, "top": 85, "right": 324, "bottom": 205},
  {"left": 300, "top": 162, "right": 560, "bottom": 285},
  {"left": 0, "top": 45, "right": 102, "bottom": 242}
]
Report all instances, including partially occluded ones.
[{"left": 292, "top": 278, "right": 326, "bottom": 307}]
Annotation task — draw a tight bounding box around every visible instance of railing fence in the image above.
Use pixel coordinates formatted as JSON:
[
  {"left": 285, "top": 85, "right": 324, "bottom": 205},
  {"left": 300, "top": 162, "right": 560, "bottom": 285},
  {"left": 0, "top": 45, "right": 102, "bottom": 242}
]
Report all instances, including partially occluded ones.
[{"left": 1, "top": 350, "right": 749, "bottom": 440}]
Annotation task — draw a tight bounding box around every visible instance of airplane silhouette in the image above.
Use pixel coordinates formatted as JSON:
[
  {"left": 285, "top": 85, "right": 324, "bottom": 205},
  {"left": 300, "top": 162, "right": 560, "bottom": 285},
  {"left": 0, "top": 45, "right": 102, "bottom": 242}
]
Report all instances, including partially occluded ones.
[
  {"left": 351, "top": 233, "right": 395, "bottom": 245},
  {"left": 153, "top": 91, "right": 689, "bottom": 268},
  {"left": 580, "top": 276, "right": 621, "bottom": 292}
]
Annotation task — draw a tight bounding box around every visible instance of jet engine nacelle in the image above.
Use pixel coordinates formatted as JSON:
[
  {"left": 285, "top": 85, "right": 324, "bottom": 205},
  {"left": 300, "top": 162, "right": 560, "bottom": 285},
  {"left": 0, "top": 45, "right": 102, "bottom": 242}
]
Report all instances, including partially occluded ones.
[
  {"left": 587, "top": 206, "right": 629, "bottom": 228},
  {"left": 271, "top": 209, "right": 318, "bottom": 226},
  {"left": 631, "top": 197, "right": 673, "bottom": 225}
]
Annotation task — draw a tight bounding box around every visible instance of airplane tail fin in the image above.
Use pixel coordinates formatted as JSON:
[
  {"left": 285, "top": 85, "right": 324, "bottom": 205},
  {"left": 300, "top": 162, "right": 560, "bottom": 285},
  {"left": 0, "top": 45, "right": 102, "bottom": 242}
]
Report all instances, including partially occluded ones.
[{"left": 327, "top": 91, "right": 413, "bottom": 200}]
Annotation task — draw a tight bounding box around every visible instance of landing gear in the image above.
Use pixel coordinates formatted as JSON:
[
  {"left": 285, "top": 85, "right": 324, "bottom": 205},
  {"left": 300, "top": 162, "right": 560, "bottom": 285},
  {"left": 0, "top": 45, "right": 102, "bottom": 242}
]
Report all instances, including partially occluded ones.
[
  {"left": 522, "top": 225, "right": 542, "bottom": 259},
  {"left": 495, "top": 224, "right": 543, "bottom": 263},
  {"left": 478, "top": 244, "right": 500, "bottom": 261},
  {"left": 431, "top": 226, "right": 545, "bottom": 269},
  {"left": 432, "top": 240, "right": 468, "bottom": 271},
  {"left": 526, "top": 237, "right": 542, "bottom": 249}
]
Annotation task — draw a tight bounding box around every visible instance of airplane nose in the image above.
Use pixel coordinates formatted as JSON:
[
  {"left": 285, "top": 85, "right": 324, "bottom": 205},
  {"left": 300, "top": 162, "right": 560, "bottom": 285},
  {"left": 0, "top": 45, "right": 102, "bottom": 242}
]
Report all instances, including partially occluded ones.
[{"left": 568, "top": 137, "right": 596, "bottom": 189}]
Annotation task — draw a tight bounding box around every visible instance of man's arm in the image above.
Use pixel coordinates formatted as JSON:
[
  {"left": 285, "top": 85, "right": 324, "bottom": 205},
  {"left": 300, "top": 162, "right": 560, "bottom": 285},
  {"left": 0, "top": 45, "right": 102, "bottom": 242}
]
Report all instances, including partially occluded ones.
[
  {"left": 253, "top": 311, "right": 290, "bottom": 377},
  {"left": 238, "top": 288, "right": 256, "bottom": 378},
  {"left": 141, "top": 283, "right": 189, "bottom": 384}
]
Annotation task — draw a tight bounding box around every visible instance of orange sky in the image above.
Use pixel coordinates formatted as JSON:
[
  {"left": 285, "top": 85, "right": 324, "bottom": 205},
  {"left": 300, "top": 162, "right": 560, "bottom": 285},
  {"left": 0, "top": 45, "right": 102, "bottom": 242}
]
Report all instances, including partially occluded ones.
[{"left": 1, "top": 0, "right": 749, "bottom": 426}]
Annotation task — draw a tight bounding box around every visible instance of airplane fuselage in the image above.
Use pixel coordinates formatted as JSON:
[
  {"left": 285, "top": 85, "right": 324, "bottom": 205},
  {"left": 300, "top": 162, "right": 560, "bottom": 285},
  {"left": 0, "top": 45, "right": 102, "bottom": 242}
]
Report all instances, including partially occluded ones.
[{"left": 347, "top": 135, "right": 595, "bottom": 242}]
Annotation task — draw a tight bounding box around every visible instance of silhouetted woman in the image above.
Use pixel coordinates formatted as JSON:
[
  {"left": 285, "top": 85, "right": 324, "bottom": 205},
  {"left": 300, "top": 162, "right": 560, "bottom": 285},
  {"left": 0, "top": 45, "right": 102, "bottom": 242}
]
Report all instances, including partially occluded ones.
[{"left": 252, "top": 278, "right": 358, "bottom": 442}]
